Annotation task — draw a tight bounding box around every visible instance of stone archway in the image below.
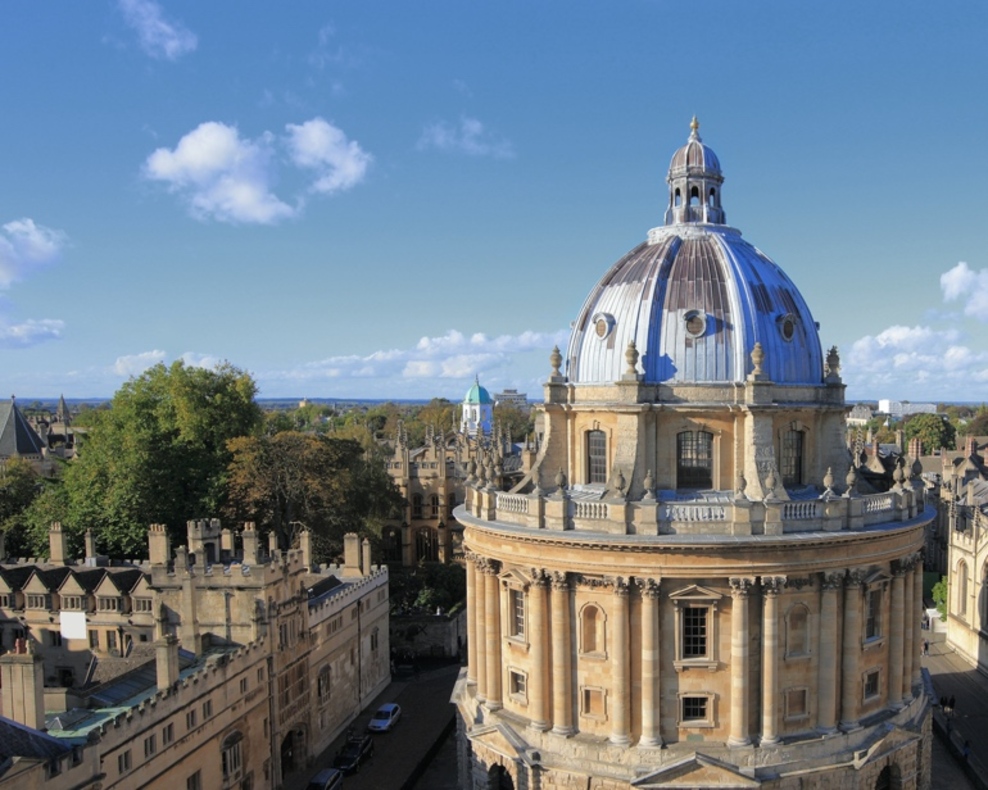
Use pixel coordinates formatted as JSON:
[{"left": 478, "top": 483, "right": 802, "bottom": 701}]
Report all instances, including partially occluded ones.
[
  {"left": 488, "top": 763, "right": 514, "bottom": 790},
  {"left": 280, "top": 728, "right": 306, "bottom": 780}
]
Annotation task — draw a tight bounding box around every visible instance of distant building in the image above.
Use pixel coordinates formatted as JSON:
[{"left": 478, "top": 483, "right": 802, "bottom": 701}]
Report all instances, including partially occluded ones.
[
  {"left": 0, "top": 397, "right": 50, "bottom": 473},
  {"left": 460, "top": 377, "right": 494, "bottom": 437},
  {"left": 878, "top": 400, "right": 937, "bottom": 417},
  {"left": 846, "top": 403, "right": 873, "bottom": 426},
  {"left": 0, "top": 523, "right": 389, "bottom": 789},
  {"left": 493, "top": 389, "right": 528, "bottom": 412}
]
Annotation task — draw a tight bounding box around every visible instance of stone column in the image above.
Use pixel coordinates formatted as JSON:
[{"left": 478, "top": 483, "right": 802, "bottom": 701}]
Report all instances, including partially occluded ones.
[
  {"left": 475, "top": 559, "right": 488, "bottom": 701},
  {"left": 902, "top": 560, "right": 915, "bottom": 702},
  {"left": 889, "top": 563, "right": 906, "bottom": 709},
  {"left": 484, "top": 563, "right": 503, "bottom": 709},
  {"left": 550, "top": 572, "right": 574, "bottom": 735},
  {"left": 817, "top": 571, "right": 843, "bottom": 733},
  {"left": 729, "top": 577, "right": 755, "bottom": 747},
  {"left": 639, "top": 579, "right": 662, "bottom": 747},
  {"left": 913, "top": 553, "right": 924, "bottom": 689},
  {"left": 529, "top": 571, "right": 550, "bottom": 731},
  {"left": 466, "top": 553, "right": 478, "bottom": 685},
  {"left": 840, "top": 570, "right": 866, "bottom": 731},
  {"left": 610, "top": 577, "right": 631, "bottom": 745},
  {"left": 761, "top": 576, "right": 785, "bottom": 746}
]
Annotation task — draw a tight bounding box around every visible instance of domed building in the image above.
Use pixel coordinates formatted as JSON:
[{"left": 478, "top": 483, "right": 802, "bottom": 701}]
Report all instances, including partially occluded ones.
[
  {"left": 462, "top": 376, "right": 495, "bottom": 437},
  {"left": 452, "top": 121, "right": 932, "bottom": 789}
]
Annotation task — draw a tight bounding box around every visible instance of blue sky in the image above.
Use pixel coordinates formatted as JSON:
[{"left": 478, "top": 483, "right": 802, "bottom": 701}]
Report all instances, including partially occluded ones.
[{"left": 2, "top": 1, "right": 987, "bottom": 402}]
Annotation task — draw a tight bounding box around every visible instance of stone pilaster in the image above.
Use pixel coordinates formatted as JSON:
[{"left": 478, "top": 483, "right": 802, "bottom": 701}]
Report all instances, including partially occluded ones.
[
  {"left": 610, "top": 577, "right": 631, "bottom": 745},
  {"left": 729, "top": 576, "right": 755, "bottom": 747},
  {"left": 639, "top": 579, "right": 662, "bottom": 747},
  {"left": 529, "top": 570, "right": 550, "bottom": 731},
  {"left": 465, "top": 553, "right": 478, "bottom": 685},
  {"left": 912, "top": 553, "right": 924, "bottom": 689},
  {"left": 902, "top": 561, "right": 915, "bottom": 702},
  {"left": 889, "top": 563, "right": 906, "bottom": 709},
  {"left": 840, "top": 569, "right": 866, "bottom": 731},
  {"left": 817, "top": 571, "right": 843, "bottom": 733},
  {"left": 550, "top": 571, "right": 574, "bottom": 735},
  {"left": 475, "top": 558, "right": 488, "bottom": 701},
  {"left": 761, "top": 576, "right": 786, "bottom": 745},
  {"left": 484, "top": 561, "right": 502, "bottom": 709}
]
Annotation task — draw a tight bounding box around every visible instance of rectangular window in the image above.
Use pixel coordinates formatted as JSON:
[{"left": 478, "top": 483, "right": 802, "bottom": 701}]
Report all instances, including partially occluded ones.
[
  {"left": 107, "top": 631, "right": 117, "bottom": 652},
  {"left": 677, "top": 431, "right": 713, "bottom": 489},
  {"left": 682, "top": 696, "right": 708, "bottom": 723},
  {"left": 582, "top": 687, "right": 605, "bottom": 717},
  {"left": 0, "top": 594, "right": 9, "bottom": 607},
  {"left": 781, "top": 429, "right": 804, "bottom": 487},
  {"left": 62, "top": 595, "right": 82, "bottom": 610},
  {"left": 222, "top": 739, "right": 243, "bottom": 778},
  {"left": 144, "top": 734, "right": 156, "bottom": 758},
  {"left": 49, "top": 630, "right": 63, "bottom": 647},
  {"left": 187, "top": 770, "right": 202, "bottom": 790},
  {"left": 865, "top": 588, "right": 882, "bottom": 640},
  {"left": 785, "top": 688, "right": 808, "bottom": 719},
  {"left": 509, "top": 589, "right": 525, "bottom": 638},
  {"left": 134, "top": 598, "right": 153, "bottom": 612},
  {"left": 587, "top": 430, "right": 607, "bottom": 484},
  {"left": 864, "top": 669, "right": 880, "bottom": 699},
  {"left": 118, "top": 750, "right": 132, "bottom": 773},
  {"left": 240, "top": 677, "right": 248, "bottom": 694},
  {"left": 509, "top": 670, "right": 526, "bottom": 699},
  {"left": 186, "top": 710, "right": 197, "bottom": 730},
  {"left": 98, "top": 597, "right": 120, "bottom": 611},
  {"left": 682, "top": 607, "right": 708, "bottom": 658},
  {"left": 89, "top": 630, "right": 99, "bottom": 649},
  {"left": 162, "top": 723, "right": 174, "bottom": 745},
  {"left": 27, "top": 594, "right": 49, "bottom": 610},
  {"left": 202, "top": 699, "right": 212, "bottom": 719}
]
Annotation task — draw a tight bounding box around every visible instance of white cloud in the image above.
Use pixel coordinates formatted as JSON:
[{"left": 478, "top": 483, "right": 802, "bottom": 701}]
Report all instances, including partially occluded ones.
[
  {"left": 417, "top": 117, "right": 514, "bottom": 159},
  {"left": 178, "top": 351, "right": 225, "bottom": 370},
  {"left": 118, "top": 0, "right": 197, "bottom": 61},
  {"left": 0, "top": 218, "right": 66, "bottom": 289},
  {"left": 144, "top": 122, "right": 296, "bottom": 224},
  {"left": 113, "top": 350, "right": 167, "bottom": 377},
  {"left": 0, "top": 319, "right": 64, "bottom": 348},
  {"left": 941, "top": 261, "right": 988, "bottom": 321},
  {"left": 285, "top": 118, "right": 372, "bottom": 195}
]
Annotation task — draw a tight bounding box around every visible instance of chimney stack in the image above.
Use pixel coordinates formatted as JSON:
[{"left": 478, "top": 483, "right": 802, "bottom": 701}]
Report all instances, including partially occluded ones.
[
  {"left": 0, "top": 639, "right": 46, "bottom": 729},
  {"left": 343, "top": 533, "right": 361, "bottom": 576},
  {"left": 49, "top": 522, "right": 68, "bottom": 566}
]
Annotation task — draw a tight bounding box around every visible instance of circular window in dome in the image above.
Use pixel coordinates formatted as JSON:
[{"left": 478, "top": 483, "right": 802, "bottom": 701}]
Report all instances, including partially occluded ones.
[
  {"left": 778, "top": 313, "right": 797, "bottom": 342},
  {"left": 591, "top": 312, "right": 615, "bottom": 339},
  {"left": 684, "top": 310, "right": 706, "bottom": 338}
]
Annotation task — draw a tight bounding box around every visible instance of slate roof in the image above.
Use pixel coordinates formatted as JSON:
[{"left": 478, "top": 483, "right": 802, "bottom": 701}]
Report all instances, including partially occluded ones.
[
  {"left": 0, "top": 399, "right": 45, "bottom": 457},
  {"left": 0, "top": 716, "right": 71, "bottom": 762}
]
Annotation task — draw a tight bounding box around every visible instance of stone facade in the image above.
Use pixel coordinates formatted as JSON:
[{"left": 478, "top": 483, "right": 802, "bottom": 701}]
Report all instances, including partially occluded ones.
[
  {"left": 452, "top": 123, "right": 933, "bottom": 790},
  {"left": 0, "top": 524, "right": 390, "bottom": 789}
]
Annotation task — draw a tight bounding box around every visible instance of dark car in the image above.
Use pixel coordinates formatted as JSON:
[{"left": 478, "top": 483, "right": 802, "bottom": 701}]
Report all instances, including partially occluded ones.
[
  {"left": 333, "top": 734, "right": 374, "bottom": 774},
  {"left": 306, "top": 767, "right": 343, "bottom": 790}
]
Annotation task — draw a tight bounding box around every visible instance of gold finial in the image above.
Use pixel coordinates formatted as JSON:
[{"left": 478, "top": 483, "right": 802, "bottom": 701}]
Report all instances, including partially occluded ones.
[{"left": 690, "top": 115, "right": 699, "bottom": 133}]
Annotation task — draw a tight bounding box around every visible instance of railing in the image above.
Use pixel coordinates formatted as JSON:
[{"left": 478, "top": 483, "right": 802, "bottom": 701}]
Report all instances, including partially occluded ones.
[
  {"left": 661, "top": 503, "right": 727, "bottom": 522},
  {"left": 863, "top": 494, "right": 894, "bottom": 514},
  {"left": 572, "top": 501, "right": 608, "bottom": 520},
  {"left": 782, "top": 501, "right": 821, "bottom": 521},
  {"left": 496, "top": 493, "right": 529, "bottom": 515}
]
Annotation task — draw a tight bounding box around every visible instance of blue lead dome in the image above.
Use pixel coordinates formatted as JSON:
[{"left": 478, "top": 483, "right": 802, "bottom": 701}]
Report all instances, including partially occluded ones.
[{"left": 566, "top": 119, "right": 823, "bottom": 386}]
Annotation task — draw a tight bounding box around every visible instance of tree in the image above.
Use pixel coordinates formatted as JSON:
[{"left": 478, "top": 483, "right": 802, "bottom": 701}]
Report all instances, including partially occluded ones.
[
  {"left": 0, "top": 458, "right": 41, "bottom": 523},
  {"left": 932, "top": 576, "right": 948, "bottom": 622},
  {"left": 903, "top": 413, "right": 956, "bottom": 455},
  {"left": 225, "top": 432, "right": 403, "bottom": 560},
  {"left": 964, "top": 406, "right": 988, "bottom": 438},
  {"left": 61, "top": 361, "right": 263, "bottom": 556},
  {"left": 493, "top": 403, "right": 533, "bottom": 442}
]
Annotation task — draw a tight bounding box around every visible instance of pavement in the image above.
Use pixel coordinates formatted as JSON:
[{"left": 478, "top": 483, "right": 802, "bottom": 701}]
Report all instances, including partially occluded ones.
[
  {"left": 923, "top": 632, "right": 988, "bottom": 790},
  {"left": 284, "top": 661, "right": 460, "bottom": 790}
]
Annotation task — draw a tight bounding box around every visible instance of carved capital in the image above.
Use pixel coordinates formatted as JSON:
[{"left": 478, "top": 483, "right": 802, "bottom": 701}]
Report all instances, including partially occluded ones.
[
  {"left": 787, "top": 576, "right": 812, "bottom": 591},
  {"left": 821, "top": 571, "right": 844, "bottom": 591},
  {"left": 477, "top": 558, "right": 501, "bottom": 576},
  {"left": 550, "top": 571, "right": 570, "bottom": 592},
  {"left": 761, "top": 576, "right": 787, "bottom": 595},
  {"left": 638, "top": 578, "right": 661, "bottom": 599},
  {"left": 845, "top": 568, "right": 868, "bottom": 587},
  {"left": 729, "top": 576, "right": 756, "bottom": 597},
  {"left": 613, "top": 576, "right": 630, "bottom": 596},
  {"left": 529, "top": 568, "right": 549, "bottom": 588}
]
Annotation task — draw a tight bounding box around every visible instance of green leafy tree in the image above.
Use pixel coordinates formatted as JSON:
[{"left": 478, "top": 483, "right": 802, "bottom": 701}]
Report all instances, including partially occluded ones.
[
  {"left": 225, "top": 432, "right": 403, "bottom": 560},
  {"left": 4, "top": 481, "right": 71, "bottom": 558},
  {"left": 494, "top": 403, "right": 533, "bottom": 442},
  {"left": 903, "top": 412, "right": 956, "bottom": 454},
  {"left": 61, "top": 361, "right": 262, "bottom": 556},
  {"left": 932, "top": 576, "right": 948, "bottom": 622},
  {"left": 0, "top": 457, "right": 42, "bottom": 523},
  {"left": 964, "top": 406, "right": 988, "bottom": 437}
]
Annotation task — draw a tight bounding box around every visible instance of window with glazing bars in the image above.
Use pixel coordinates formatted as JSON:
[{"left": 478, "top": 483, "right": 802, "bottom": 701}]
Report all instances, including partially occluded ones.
[
  {"left": 781, "top": 429, "right": 804, "bottom": 487},
  {"left": 677, "top": 431, "right": 713, "bottom": 489},
  {"left": 586, "top": 430, "right": 607, "bottom": 484},
  {"left": 509, "top": 589, "right": 525, "bottom": 638},
  {"left": 682, "top": 696, "right": 707, "bottom": 721},
  {"left": 682, "top": 606, "right": 708, "bottom": 658}
]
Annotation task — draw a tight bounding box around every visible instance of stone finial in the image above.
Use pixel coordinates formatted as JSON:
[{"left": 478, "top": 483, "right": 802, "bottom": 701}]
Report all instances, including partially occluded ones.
[
  {"left": 892, "top": 457, "right": 905, "bottom": 490},
  {"left": 735, "top": 472, "right": 747, "bottom": 499},
  {"left": 823, "top": 467, "right": 834, "bottom": 493},
  {"left": 549, "top": 346, "right": 563, "bottom": 377},
  {"left": 750, "top": 342, "right": 765, "bottom": 377},
  {"left": 613, "top": 468, "right": 626, "bottom": 496},
  {"left": 624, "top": 341, "right": 639, "bottom": 377},
  {"left": 642, "top": 469, "right": 655, "bottom": 501},
  {"left": 531, "top": 466, "right": 542, "bottom": 494},
  {"left": 825, "top": 345, "right": 841, "bottom": 380},
  {"left": 763, "top": 466, "right": 777, "bottom": 500},
  {"left": 844, "top": 464, "right": 858, "bottom": 497},
  {"left": 554, "top": 468, "right": 567, "bottom": 490}
]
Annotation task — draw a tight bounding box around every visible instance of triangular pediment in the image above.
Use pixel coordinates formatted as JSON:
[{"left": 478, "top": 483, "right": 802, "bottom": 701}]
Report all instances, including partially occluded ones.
[
  {"left": 668, "top": 584, "right": 722, "bottom": 602},
  {"left": 633, "top": 753, "right": 761, "bottom": 788},
  {"left": 499, "top": 567, "right": 533, "bottom": 587},
  {"left": 853, "top": 724, "right": 920, "bottom": 769},
  {"left": 863, "top": 570, "right": 890, "bottom": 586},
  {"left": 469, "top": 721, "right": 533, "bottom": 764}
]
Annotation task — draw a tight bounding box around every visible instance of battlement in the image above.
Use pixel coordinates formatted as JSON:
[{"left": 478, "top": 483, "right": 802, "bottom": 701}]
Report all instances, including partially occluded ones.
[{"left": 307, "top": 565, "right": 389, "bottom": 627}]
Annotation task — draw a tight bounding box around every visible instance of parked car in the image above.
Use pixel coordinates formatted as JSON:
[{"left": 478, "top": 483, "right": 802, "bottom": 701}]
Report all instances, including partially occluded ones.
[
  {"left": 366, "top": 702, "right": 402, "bottom": 733},
  {"left": 306, "top": 767, "right": 344, "bottom": 790},
  {"left": 333, "top": 734, "right": 374, "bottom": 774}
]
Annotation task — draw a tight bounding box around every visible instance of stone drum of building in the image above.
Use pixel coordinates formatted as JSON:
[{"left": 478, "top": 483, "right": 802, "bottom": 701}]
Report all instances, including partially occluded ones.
[{"left": 452, "top": 120, "right": 933, "bottom": 790}]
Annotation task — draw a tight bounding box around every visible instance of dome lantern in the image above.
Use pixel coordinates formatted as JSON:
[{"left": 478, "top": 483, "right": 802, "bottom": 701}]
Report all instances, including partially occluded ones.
[{"left": 664, "top": 116, "right": 726, "bottom": 226}]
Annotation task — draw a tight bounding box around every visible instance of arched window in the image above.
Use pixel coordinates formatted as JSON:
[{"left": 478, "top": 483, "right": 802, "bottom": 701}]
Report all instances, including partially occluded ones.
[
  {"left": 430, "top": 494, "right": 440, "bottom": 518},
  {"left": 958, "top": 561, "right": 968, "bottom": 617},
  {"left": 674, "top": 188, "right": 682, "bottom": 207},
  {"left": 690, "top": 185, "right": 700, "bottom": 206},
  {"left": 317, "top": 665, "right": 331, "bottom": 703},
  {"left": 781, "top": 428, "right": 804, "bottom": 487},
  {"left": 677, "top": 430, "right": 713, "bottom": 489},
  {"left": 447, "top": 493, "right": 457, "bottom": 518},
  {"left": 221, "top": 732, "right": 243, "bottom": 780},
  {"left": 412, "top": 493, "right": 423, "bottom": 519},
  {"left": 581, "top": 604, "right": 603, "bottom": 654},
  {"left": 708, "top": 187, "right": 716, "bottom": 207},
  {"left": 786, "top": 604, "right": 809, "bottom": 656},
  {"left": 415, "top": 529, "right": 438, "bottom": 562},
  {"left": 384, "top": 528, "right": 402, "bottom": 562},
  {"left": 586, "top": 430, "right": 607, "bottom": 484}
]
